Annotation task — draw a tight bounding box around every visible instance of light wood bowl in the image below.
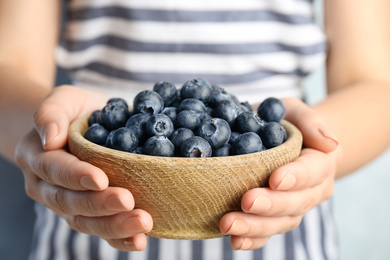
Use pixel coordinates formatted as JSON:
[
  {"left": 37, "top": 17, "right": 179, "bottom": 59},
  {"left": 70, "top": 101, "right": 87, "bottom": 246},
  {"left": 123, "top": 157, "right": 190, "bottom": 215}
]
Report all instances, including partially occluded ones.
[{"left": 68, "top": 115, "right": 302, "bottom": 240}]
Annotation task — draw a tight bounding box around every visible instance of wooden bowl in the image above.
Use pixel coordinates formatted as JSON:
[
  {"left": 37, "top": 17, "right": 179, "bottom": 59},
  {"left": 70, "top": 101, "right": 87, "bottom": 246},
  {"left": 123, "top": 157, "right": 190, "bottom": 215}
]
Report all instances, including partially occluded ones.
[{"left": 68, "top": 115, "right": 302, "bottom": 240}]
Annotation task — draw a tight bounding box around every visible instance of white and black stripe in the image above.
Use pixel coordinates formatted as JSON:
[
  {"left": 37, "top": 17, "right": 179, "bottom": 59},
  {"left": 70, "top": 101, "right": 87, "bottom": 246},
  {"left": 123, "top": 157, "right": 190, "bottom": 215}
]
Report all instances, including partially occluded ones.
[
  {"left": 30, "top": 200, "right": 338, "bottom": 260},
  {"left": 56, "top": 0, "right": 326, "bottom": 104}
]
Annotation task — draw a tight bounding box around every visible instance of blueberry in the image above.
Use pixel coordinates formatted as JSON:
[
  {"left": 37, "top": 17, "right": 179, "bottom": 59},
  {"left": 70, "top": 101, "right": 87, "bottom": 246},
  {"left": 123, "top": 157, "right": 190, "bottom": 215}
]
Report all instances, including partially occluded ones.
[
  {"left": 259, "top": 122, "right": 287, "bottom": 148},
  {"left": 180, "top": 136, "right": 212, "bottom": 158},
  {"left": 232, "top": 132, "right": 263, "bottom": 155},
  {"left": 178, "top": 98, "right": 206, "bottom": 118},
  {"left": 257, "top": 97, "right": 285, "bottom": 122},
  {"left": 209, "top": 85, "right": 232, "bottom": 107},
  {"left": 125, "top": 113, "right": 150, "bottom": 143},
  {"left": 213, "top": 99, "right": 240, "bottom": 127},
  {"left": 169, "top": 128, "right": 195, "bottom": 151},
  {"left": 161, "top": 107, "right": 177, "bottom": 123},
  {"left": 84, "top": 123, "right": 109, "bottom": 145},
  {"left": 143, "top": 136, "right": 175, "bottom": 157},
  {"left": 212, "top": 143, "right": 231, "bottom": 157},
  {"left": 197, "top": 118, "right": 231, "bottom": 150},
  {"left": 153, "top": 81, "right": 177, "bottom": 107},
  {"left": 105, "top": 127, "right": 139, "bottom": 152},
  {"left": 175, "top": 110, "right": 202, "bottom": 131},
  {"left": 88, "top": 110, "right": 100, "bottom": 126},
  {"left": 107, "top": 97, "right": 128, "bottom": 108},
  {"left": 235, "top": 111, "right": 266, "bottom": 134},
  {"left": 181, "top": 78, "right": 212, "bottom": 103},
  {"left": 133, "top": 90, "right": 164, "bottom": 115},
  {"left": 146, "top": 114, "right": 174, "bottom": 137},
  {"left": 97, "top": 103, "right": 129, "bottom": 131}
]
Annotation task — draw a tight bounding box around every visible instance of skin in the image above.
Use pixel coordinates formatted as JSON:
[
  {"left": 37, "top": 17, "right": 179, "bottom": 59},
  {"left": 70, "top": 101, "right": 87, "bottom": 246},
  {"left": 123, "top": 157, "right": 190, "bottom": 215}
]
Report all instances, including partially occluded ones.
[{"left": 1, "top": 0, "right": 390, "bottom": 252}]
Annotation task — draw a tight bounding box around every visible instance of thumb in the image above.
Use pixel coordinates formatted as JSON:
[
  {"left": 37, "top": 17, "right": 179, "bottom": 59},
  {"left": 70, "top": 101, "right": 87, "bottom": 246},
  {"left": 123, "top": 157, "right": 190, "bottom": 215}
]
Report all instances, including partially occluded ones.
[
  {"left": 282, "top": 97, "right": 339, "bottom": 153},
  {"left": 33, "top": 85, "right": 108, "bottom": 150}
]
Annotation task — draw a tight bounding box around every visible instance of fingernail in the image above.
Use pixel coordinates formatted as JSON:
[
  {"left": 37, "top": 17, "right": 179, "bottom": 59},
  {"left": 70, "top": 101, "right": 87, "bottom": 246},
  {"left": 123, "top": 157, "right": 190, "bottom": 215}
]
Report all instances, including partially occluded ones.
[
  {"left": 104, "top": 195, "right": 128, "bottom": 212},
  {"left": 318, "top": 128, "right": 339, "bottom": 146},
  {"left": 80, "top": 176, "right": 101, "bottom": 191},
  {"left": 276, "top": 174, "right": 296, "bottom": 190},
  {"left": 122, "top": 216, "right": 148, "bottom": 234},
  {"left": 248, "top": 195, "right": 271, "bottom": 213},
  {"left": 238, "top": 237, "right": 253, "bottom": 250},
  {"left": 124, "top": 238, "right": 135, "bottom": 250},
  {"left": 42, "top": 122, "right": 59, "bottom": 149},
  {"left": 225, "top": 219, "right": 249, "bottom": 235}
]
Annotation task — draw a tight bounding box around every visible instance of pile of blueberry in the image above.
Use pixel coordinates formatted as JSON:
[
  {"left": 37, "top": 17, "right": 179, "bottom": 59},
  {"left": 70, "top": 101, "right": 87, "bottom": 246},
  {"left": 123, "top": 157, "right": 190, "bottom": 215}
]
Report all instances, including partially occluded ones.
[{"left": 84, "top": 78, "right": 287, "bottom": 158}]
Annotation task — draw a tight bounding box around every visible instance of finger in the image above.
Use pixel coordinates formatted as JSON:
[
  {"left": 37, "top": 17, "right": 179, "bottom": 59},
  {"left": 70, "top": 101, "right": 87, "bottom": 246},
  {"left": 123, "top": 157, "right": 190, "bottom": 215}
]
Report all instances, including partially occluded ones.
[
  {"left": 282, "top": 98, "right": 339, "bottom": 153},
  {"left": 268, "top": 148, "right": 338, "bottom": 191},
  {"left": 241, "top": 178, "right": 334, "bottom": 217},
  {"left": 38, "top": 183, "right": 135, "bottom": 217},
  {"left": 65, "top": 209, "right": 153, "bottom": 240},
  {"left": 220, "top": 211, "right": 302, "bottom": 238},
  {"left": 230, "top": 236, "right": 269, "bottom": 251},
  {"left": 33, "top": 85, "right": 108, "bottom": 150},
  {"left": 106, "top": 233, "right": 148, "bottom": 251},
  {"left": 18, "top": 130, "right": 108, "bottom": 191}
]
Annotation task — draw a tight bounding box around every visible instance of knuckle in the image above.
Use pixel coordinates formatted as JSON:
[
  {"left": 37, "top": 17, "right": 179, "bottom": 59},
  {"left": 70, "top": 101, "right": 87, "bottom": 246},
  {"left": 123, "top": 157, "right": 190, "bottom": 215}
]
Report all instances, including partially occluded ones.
[
  {"left": 56, "top": 156, "right": 78, "bottom": 188},
  {"left": 48, "top": 188, "right": 69, "bottom": 215},
  {"left": 67, "top": 215, "right": 84, "bottom": 233},
  {"left": 98, "top": 219, "right": 116, "bottom": 239}
]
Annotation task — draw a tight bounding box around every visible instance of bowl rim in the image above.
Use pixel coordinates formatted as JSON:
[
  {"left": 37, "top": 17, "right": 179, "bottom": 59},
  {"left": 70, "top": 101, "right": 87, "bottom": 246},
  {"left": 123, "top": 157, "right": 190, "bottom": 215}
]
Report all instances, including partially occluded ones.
[{"left": 69, "top": 115, "right": 302, "bottom": 162}]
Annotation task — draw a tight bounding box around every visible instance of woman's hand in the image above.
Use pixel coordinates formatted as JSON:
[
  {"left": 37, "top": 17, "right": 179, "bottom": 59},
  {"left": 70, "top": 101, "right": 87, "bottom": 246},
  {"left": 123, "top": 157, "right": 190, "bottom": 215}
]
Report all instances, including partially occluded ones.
[
  {"left": 15, "top": 86, "right": 153, "bottom": 251},
  {"left": 220, "top": 98, "right": 343, "bottom": 250}
]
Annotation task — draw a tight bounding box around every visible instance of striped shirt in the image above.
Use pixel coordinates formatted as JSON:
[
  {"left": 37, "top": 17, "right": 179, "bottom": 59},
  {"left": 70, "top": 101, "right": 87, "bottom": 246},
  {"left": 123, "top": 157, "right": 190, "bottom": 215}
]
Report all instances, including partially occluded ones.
[
  {"left": 56, "top": 0, "right": 327, "bottom": 104},
  {"left": 32, "top": 0, "right": 338, "bottom": 259}
]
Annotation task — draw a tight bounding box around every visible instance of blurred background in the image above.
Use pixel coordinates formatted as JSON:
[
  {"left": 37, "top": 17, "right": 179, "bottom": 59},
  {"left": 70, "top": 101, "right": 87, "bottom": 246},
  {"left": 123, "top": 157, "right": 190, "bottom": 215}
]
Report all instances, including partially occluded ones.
[{"left": 1, "top": 1, "right": 390, "bottom": 259}]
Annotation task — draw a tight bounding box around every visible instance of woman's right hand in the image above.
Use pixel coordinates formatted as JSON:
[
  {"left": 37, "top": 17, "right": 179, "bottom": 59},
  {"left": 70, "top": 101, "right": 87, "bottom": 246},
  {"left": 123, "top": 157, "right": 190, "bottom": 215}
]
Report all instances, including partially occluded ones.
[{"left": 14, "top": 85, "right": 153, "bottom": 251}]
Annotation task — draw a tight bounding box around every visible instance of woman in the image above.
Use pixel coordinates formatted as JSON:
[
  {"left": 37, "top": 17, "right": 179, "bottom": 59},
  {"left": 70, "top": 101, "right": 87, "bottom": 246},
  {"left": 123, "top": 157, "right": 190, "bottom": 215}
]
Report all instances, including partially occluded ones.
[{"left": 1, "top": 0, "right": 390, "bottom": 259}]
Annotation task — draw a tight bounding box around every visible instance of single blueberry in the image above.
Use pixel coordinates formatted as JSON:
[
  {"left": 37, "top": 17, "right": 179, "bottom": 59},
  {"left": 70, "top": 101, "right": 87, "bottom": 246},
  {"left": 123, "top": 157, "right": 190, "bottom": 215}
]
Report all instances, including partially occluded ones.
[
  {"left": 197, "top": 118, "right": 231, "bottom": 150},
  {"left": 125, "top": 113, "right": 150, "bottom": 143},
  {"left": 97, "top": 103, "right": 129, "bottom": 131},
  {"left": 180, "top": 78, "right": 212, "bottom": 104},
  {"left": 146, "top": 114, "right": 174, "bottom": 137},
  {"left": 257, "top": 97, "right": 285, "bottom": 122},
  {"left": 169, "top": 128, "right": 195, "bottom": 151},
  {"left": 105, "top": 127, "right": 139, "bottom": 152},
  {"left": 153, "top": 81, "right": 177, "bottom": 107},
  {"left": 88, "top": 110, "right": 100, "bottom": 126},
  {"left": 84, "top": 123, "right": 109, "bottom": 145},
  {"left": 235, "top": 111, "right": 266, "bottom": 134},
  {"left": 178, "top": 98, "right": 206, "bottom": 118},
  {"left": 107, "top": 97, "right": 128, "bottom": 108},
  {"left": 175, "top": 110, "right": 202, "bottom": 131},
  {"left": 133, "top": 90, "right": 164, "bottom": 115},
  {"left": 232, "top": 132, "right": 263, "bottom": 155},
  {"left": 213, "top": 99, "right": 240, "bottom": 127},
  {"left": 259, "top": 122, "right": 287, "bottom": 148},
  {"left": 208, "top": 85, "right": 232, "bottom": 108},
  {"left": 143, "top": 136, "right": 175, "bottom": 157},
  {"left": 180, "top": 136, "right": 212, "bottom": 158},
  {"left": 212, "top": 143, "right": 232, "bottom": 157}
]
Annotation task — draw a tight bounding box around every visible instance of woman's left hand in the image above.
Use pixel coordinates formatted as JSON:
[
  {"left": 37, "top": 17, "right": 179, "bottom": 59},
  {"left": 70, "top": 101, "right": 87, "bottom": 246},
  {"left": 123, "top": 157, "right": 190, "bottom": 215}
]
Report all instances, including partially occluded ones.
[{"left": 220, "top": 98, "right": 343, "bottom": 250}]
